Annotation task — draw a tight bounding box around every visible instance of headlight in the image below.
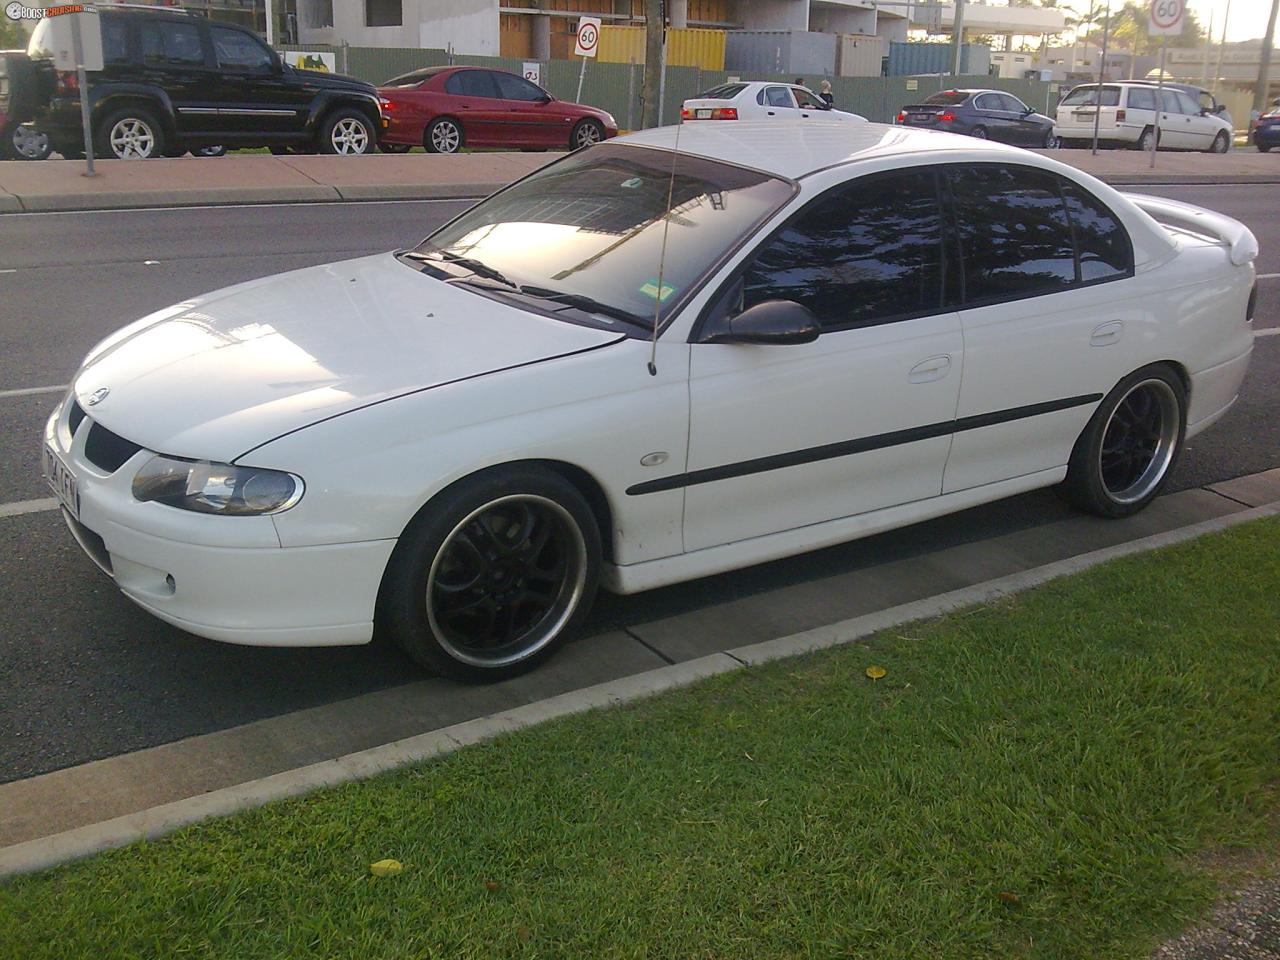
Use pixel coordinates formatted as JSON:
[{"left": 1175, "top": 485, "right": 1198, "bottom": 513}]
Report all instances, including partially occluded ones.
[{"left": 132, "top": 456, "right": 304, "bottom": 516}]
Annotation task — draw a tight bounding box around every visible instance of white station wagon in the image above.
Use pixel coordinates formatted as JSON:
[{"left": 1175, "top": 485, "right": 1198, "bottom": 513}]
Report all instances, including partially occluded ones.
[{"left": 43, "top": 122, "right": 1257, "bottom": 680}]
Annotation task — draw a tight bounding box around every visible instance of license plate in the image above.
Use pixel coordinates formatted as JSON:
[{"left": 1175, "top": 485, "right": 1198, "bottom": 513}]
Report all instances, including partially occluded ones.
[
  {"left": 696, "top": 108, "right": 712, "bottom": 119},
  {"left": 910, "top": 113, "right": 932, "bottom": 122},
  {"left": 43, "top": 443, "right": 80, "bottom": 520}
]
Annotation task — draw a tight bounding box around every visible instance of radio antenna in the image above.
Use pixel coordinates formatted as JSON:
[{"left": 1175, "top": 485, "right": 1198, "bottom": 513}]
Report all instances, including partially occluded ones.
[{"left": 647, "top": 115, "right": 684, "bottom": 377}]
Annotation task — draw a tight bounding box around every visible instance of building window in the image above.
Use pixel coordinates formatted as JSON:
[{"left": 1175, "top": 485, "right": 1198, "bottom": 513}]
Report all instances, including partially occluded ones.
[
  {"left": 366, "top": 0, "right": 402, "bottom": 27},
  {"left": 303, "top": 0, "right": 333, "bottom": 28}
]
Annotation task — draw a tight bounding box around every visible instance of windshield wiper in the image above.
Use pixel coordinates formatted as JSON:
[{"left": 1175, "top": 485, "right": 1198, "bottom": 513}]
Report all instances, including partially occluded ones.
[
  {"left": 517, "top": 285, "right": 652, "bottom": 330},
  {"left": 402, "top": 249, "right": 519, "bottom": 289}
]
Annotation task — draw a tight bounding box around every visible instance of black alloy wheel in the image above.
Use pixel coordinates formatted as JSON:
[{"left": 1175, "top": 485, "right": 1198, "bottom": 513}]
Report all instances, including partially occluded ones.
[{"left": 379, "top": 466, "right": 600, "bottom": 681}]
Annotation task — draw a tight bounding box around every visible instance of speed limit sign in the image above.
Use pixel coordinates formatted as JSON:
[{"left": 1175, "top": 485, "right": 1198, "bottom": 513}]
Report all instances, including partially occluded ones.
[
  {"left": 1148, "top": 0, "right": 1184, "bottom": 36},
  {"left": 574, "top": 16, "right": 601, "bottom": 58}
]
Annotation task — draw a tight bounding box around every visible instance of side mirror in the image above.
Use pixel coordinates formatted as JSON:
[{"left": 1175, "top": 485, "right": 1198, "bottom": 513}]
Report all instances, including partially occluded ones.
[
  {"left": 1022, "top": 106, "right": 1035, "bottom": 116},
  {"left": 704, "top": 300, "right": 820, "bottom": 345},
  {"left": 536, "top": 93, "right": 553, "bottom": 103}
]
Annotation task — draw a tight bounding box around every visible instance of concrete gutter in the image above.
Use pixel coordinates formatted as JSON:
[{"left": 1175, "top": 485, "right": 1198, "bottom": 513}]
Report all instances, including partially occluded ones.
[
  {"left": 0, "top": 147, "right": 1275, "bottom": 214},
  {"left": 2, "top": 475, "right": 1278, "bottom": 879}
]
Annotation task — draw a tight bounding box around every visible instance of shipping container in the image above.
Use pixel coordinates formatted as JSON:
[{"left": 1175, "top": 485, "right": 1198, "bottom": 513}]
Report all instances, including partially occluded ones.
[
  {"left": 597, "top": 25, "right": 726, "bottom": 69},
  {"left": 723, "top": 30, "right": 838, "bottom": 77},
  {"left": 887, "top": 42, "right": 991, "bottom": 77},
  {"left": 836, "top": 34, "right": 885, "bottom": 77}
]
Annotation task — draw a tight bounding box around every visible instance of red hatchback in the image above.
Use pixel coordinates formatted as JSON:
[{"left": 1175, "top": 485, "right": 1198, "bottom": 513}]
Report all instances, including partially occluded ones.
[{"left": 378, "top": 66, "right": 617, "bottom": 154}]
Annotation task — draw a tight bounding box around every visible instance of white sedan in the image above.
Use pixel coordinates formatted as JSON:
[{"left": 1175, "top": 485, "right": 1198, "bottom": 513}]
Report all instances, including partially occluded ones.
[
  {"left": 44, "top": 121, "right": 1257, "bottom": 680},
  {"left": 681, "top": 81, "right": 866, "bottom": 123}
]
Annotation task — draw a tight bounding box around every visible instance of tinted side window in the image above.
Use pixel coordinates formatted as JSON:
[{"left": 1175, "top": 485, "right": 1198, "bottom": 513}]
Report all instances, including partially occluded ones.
[
  {"left": 741, "top": 170, "right": 945, "bottom": 330},
  {"left": 1127, "top": 87, "right": 1157, "bottom": 110},
  {"left": 140, "top": 21, "right": 205, "bottom": 67},
  {"left": 949, "top": 166, "right": 1077, "bottom": 302},
  {"left": 494, "top": 72, "right": 544, "bottom": 101},
  {"left": 1061, "top": 182, "right": 1133, "bottom": 282},
  {"left": 1175, "top": 91, "right": 1200, "bottom": 114},
  {"left": 1000, "top": 94, "right": 1028, "bottom": 112},
  {"left": 1159, "top": 89, "right": 1182, "bottom": 112},
  {"left": 974, "top": 93, "right": 995, "bottom": 110},
  {"left": 210, "top": 26, "right": 273, "bottom": 72},
  {"left": 765, "top": 86, "right": 794, "bottom": 108},
  {"left": 445, "top": 70, "right": 499, "bottom": 98},
  {"left": 101, "top": 16, "right": 129, "bottom": 65}
]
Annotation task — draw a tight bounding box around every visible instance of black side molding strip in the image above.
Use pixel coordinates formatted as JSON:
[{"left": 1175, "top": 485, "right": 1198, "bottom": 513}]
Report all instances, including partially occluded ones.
[{"left": 626, "top": 392, "right": 1102, "bottom": 496}]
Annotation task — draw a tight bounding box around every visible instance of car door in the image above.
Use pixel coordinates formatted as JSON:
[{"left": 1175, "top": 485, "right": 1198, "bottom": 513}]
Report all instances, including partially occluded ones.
[
  {"left": 760, "top": 84, "right": 797, "bottom": 119},
  {"left": 1000, "top": 93, "right": 1042, "bottom": 145},
  {"left": 683, "top": 167, "right": 963, "bottom": 552},
  {"left": 207, "top": 25, "right": 308, "bottom": 137},
  {"left": 971, "top": 93, "right": 1011, "bottom": 140},
  {"left": 492, "top": 70, "right": 564, "bottom": 148},
  {"left": 1176, "top": 89, "right": 1216, "bottom": 148},
  {"left": 1157, "top": 88, "right": 1194, "bottom": 148},
  {"left": 136, "top": 17, "right": 217, "bottom": 139},
  {"left": 942, "top": 164, "right": 1137, "bottom": 493},
  {"left": 441, "top": 69, "right": 506, "bottom": 146}
]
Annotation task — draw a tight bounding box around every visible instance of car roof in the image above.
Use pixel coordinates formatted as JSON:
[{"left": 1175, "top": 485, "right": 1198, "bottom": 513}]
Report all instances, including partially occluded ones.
[{"left": 621, "top": 120, "right": 1037, "bottom": 180}]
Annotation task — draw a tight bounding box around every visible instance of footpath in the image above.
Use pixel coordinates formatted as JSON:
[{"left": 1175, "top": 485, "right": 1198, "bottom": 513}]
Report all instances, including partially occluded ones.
[{"left": 0, "top": 147, "right": 1277, "bottom": 213}]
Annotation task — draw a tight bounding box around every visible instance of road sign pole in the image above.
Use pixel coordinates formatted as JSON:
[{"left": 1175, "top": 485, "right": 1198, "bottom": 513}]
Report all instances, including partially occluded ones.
[
  {"left": 576, "top": 55, "right": 587, "bottom": 102},
  {"left": 69, "top": 12, "right": 95, "bottom": 177},
  {"left": 1151, "top": 37, "right": 1167, "bottom": 168},
  {"left": 1091, "top": 0, "right": 1110, "bottom": 155}
]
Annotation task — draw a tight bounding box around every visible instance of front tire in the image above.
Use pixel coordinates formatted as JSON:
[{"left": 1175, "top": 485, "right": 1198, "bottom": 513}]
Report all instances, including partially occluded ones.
[
  {"left": 570, "top": 118, "right": 604, "bottom": 150},
  {"left": 319, "top": 109, "right": 375, "bottom": 155},
  {"left": 1042, "top": 130, "right": 1060, "bottom": 149},
  {"left": 378, "top": 466, "right": 601, "bottom": 681},
  {"left": 1208, "top": 130, "right": 1230, "bottom": 153},
  {"left": 1259, "top": 143, "right": 1273, "bottom": 153},
  {"left": 1060, "top": 365, "right": 1186, "bottom": 518},
  {"left": 98, "top": 107, "right": 165, "bottom": 159}
]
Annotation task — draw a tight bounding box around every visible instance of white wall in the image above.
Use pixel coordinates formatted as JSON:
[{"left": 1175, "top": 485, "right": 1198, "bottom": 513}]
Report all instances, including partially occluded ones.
[
  {"left": 810, "top": 4, "right": 876, "bottom": 35},
  {"left": 312, "top": 0, "right": 498, "bottom": 51},
  {"left": 731, "top": 0, "right": 810, "bottom": 31}
]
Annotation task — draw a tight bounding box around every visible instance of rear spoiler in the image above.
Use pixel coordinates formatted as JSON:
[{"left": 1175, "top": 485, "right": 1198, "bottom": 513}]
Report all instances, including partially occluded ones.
[{"left": 1123, "top": 193, "right": 1259, "bottom": 266}]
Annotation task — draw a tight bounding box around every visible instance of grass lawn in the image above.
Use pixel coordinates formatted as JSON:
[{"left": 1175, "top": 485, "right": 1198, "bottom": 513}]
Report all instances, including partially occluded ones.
[{"left": 1, "top": 518, "right": 1278, "bottom": 959}]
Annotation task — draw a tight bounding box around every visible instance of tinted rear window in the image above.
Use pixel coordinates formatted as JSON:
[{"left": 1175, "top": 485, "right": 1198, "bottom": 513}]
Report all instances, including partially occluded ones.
[
  {"left": 923, "top": 91, "right": 970, "bottom": 105},
  {"left": 1060, "top": 85, "right": 1121, "bottom": 107},
  {"left": 698, "top": 83, "right": 747, "bottom": 100},
  {"left": 383, "top": 69, "right": 435, "bottom": 87}
]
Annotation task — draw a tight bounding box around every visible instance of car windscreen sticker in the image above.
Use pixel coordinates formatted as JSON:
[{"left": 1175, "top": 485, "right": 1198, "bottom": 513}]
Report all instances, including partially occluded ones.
[{"left": 639, "top": 279, "right": 676, "bottom": 301}]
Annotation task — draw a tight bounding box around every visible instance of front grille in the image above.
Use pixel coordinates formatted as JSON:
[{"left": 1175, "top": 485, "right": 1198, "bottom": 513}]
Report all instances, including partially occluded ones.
[
  {"left": 84, "top": 422, "right": 143, "bottom": 473},
  {"left": 68, "top": 400, "right": 87, "bottom": 437}
]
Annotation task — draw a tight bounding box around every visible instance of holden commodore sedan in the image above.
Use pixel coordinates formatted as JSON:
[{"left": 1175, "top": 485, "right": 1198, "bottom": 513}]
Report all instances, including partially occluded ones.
[{"left": 44, "top": 121, "right": 1257, "bottom": 680}]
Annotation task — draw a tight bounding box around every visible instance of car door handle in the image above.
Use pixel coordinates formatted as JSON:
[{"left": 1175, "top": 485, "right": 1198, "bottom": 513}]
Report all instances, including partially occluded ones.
[
  {"left": 908, "top": 355, "right": 951, "bottom": 383},
  {"left": 1090, "top": 320, "right": 1123, "bottom": 346},
  {"left": 767, "top": 110, "right": 776, "bottom": 116}
]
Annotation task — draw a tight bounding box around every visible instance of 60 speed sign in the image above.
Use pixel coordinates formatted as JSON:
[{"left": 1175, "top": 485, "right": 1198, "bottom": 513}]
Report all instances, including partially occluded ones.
[{"left": 1148, "top": 0, "right": 1185, "bottom": 36}]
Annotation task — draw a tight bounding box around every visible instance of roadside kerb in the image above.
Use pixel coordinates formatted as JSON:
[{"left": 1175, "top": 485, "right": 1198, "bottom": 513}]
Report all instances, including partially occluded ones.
[{"left": 3, "top": 492, "right": 1278, "bottom": 880}]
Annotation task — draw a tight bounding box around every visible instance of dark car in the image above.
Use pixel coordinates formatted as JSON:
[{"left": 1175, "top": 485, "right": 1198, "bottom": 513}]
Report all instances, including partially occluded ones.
[
  {"left": 377, "top": 66, "right": 617, "bottom": 154},
  {"left": 12, "top": 7, "right": 385, "bottom": 159},
  {"left": 1253, "top": 99, "right": 1280, "bottom": 153},
  {"left": 0, "top": 50, "right": 52, "bottom": 159},
  {"left": 895, "top": 88, "right": 1058, "bottom": 148}
]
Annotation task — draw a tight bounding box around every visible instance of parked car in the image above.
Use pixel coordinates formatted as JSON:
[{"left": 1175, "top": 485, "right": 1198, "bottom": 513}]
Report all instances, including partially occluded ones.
[
  {"left": 1, "top": 50, "right": 52, "bottom": 158},
  {"left": 43, "top": 121, "right": 1256, "bottom": 681},
  {"left": 1128, "top": 80, "right": 1233, "bottom": 131},
  {"left": 10, "top": 6, "right": 384, "bottom": 159},
  {"left": 894, "top": 88, "right": 1057, "bottom": 148},
  {"left": 681, "top": 81, "right": 867, "bottom": 123},
  {"left": 1054, "top": 81, "right": 1232, "bottom": 153},
  {"left": 1252, "top": 98, "right": 1280, "bottom": 152},
  {"left": 377, "top": 66, "right": 616, "bottom": 154}
]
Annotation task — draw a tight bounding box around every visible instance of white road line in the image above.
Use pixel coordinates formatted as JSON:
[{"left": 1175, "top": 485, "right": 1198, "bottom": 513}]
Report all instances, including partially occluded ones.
[
  {"left": 1255, "top": 327, "right": 1280, "bottom": 338},
  {"left": 1258, "top": 273, "right": 1280, "bottom": 280},
  {"left": 0, "top": 498, "right": 59, "bottom": 518},
  {"left": 0, "top": 384, "right": 67, "bottom": 399}
]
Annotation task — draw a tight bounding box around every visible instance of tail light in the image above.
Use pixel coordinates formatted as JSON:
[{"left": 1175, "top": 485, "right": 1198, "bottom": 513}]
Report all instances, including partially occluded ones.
[
  {"left": 681, "top": 107, "right": 737, "bottom": 120},
  {"left": 896, "top": 110, "right": 907, "bottom": 123},
  {"left": 939, "top": 112, "right": 955, "bottom": 123},
  {"left": 55, "top": 71, "right": 79, "bottom": 95},
  {"left": 1115, "top": 109, "right": 1126, "bottom": 122}
]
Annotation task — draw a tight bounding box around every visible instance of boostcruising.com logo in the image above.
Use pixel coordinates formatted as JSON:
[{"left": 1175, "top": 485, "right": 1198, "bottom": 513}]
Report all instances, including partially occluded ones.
[{"left": 6, "top": 3, "right": 85, "bottom": 19}]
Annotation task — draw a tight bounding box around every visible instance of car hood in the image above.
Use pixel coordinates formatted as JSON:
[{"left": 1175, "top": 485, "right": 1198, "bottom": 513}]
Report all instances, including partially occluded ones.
[
  {"left": 73, "top": 253, "right": 623, "bottom": 463},
  {"left": 291, "top": 67, "right": 377, "bottom": 96}
]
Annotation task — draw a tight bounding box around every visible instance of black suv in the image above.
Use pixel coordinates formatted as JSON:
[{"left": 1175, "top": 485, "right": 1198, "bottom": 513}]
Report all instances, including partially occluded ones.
[{"left": 11, "top": 7, "right": 384, "bottom": 158}]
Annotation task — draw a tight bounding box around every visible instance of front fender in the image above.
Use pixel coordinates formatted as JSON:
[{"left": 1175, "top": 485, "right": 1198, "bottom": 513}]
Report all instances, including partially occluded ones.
[{"left": 304, "top": 91, "right": 382, "bottom": 133}]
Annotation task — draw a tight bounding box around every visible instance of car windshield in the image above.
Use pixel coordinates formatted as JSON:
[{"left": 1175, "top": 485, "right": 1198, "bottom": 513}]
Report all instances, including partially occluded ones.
[
  {"left": 410, "top": 144, "right": 795, "bottom": 332},
  {"left": 922, "top": 91, "right": 969, "bottom": 105},
  {"left": 1061, "top": 85, "right": 1121, "bottom": 107}
]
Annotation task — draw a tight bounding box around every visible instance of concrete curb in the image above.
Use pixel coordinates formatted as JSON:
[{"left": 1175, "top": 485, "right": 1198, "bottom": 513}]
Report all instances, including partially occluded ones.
[{"left": 2, "top": 498, "right": 1277, "bottom": 879}]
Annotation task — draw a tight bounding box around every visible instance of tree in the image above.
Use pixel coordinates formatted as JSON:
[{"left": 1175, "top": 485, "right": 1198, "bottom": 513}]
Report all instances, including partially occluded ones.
[
  {"left": 0, "top": 17, "right": 28, "bottom": 50},
  {"left": 1108, "top": 0, "right": 1206, "bottom": 55}
]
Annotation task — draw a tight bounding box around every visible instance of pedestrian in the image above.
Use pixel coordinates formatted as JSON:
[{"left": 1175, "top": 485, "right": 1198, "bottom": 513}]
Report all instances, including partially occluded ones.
[
  {"left": 819, "top": 79, "right": 834, "bottom": 108},
  {"left": 794, "top": 77, "right": 805, "bottom": 88}
]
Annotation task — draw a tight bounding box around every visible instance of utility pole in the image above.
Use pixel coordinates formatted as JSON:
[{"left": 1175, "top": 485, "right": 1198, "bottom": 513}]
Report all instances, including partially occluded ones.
[
  {"left": 641, "top": 0, "right": 664, "bottom": 128},
  {"left": 1253, "top": 0, "right": 1279, "bottom": 117},
  {"left": 1091, "top": 0, "right": 1110, "bottom": 155},
  {"left": 950, "top": 0, "right": 967, "bottom": 75},
  {"left": 1213, "top": 0, "right": 1231, "bottom": 87}
]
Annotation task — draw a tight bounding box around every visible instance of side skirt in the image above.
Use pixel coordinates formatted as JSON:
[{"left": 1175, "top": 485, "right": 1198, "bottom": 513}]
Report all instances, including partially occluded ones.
[{"left": 601, "top": 466, "right": 1068, "bottom": 595}]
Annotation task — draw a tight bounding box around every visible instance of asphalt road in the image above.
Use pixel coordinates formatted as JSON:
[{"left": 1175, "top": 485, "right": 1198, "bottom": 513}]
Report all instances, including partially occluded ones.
[{"left": 1, "top": 186, "right": 1277, "bottom": 785}]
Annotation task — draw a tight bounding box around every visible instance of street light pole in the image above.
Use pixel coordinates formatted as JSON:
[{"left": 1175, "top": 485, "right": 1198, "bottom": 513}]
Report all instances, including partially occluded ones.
[{"left": 950, "top": 0, "right": 967, "bottom": 75}]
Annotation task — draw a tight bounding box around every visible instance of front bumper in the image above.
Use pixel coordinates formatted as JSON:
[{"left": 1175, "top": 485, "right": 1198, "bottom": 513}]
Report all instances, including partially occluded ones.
[{"left": 43, "top": 396, "right": 394, "bottom": 647}]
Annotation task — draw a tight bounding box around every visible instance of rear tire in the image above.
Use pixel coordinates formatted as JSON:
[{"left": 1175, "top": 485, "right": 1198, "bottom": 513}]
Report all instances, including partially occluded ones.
[
  {"left": 377, "top": 465, "right": 601, "bottom": 682},
  {"left": 1060, "top": 365, "right": 1186, "bottom": 518},
  {"left": 1256, "top": 143, "right": 1271, "bottom": 153},
  {"left": 3, "top": 123, "right": 52, "bottom": 160},
  {"left": 98, "top": 107, "right": 166, "bottom": 159},
  {"left": 1137, "top": 126, "right": 1159, "bottom": 152},
  {"left": 970, "top": 125, "right": 988, "bottom": 140}
]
